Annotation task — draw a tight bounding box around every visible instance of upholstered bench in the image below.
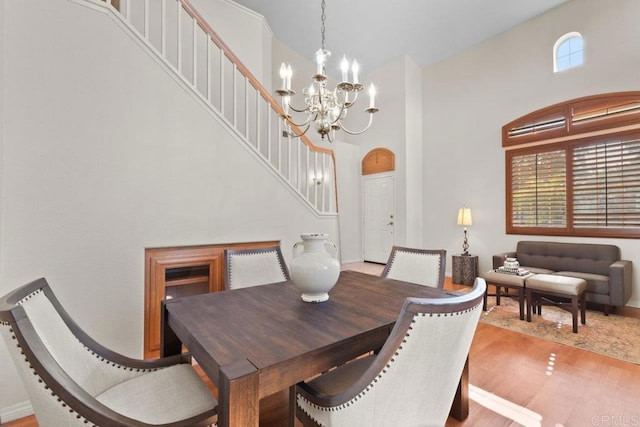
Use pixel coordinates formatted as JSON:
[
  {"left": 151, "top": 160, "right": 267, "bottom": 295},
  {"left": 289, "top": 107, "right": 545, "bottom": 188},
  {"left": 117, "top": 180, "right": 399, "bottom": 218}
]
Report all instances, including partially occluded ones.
[
  {"left": 482, "top": 270, "right": 535, "bottom": 320},
  {"left": 525, "top": 274, "right": 587, "bottom": 333}
]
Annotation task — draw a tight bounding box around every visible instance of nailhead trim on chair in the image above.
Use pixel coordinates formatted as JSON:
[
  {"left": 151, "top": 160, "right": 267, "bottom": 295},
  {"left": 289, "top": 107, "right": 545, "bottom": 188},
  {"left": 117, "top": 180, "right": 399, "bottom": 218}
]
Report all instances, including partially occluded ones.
[
  {"left": 228, "top": 250, "right": 289, "bottom": 287},
  {"left": 3, "top": 324, "right": 98, "bottom": 426},
  {"left": 297, "top": 307, "right": 476, "bottom": 425},
  {"left": 386, "top": 250, "right": 443, "bottom": 278},
  {"left": 5, "top": 290, "right": 219, "bottom": 427},
  {"left": 21, "top": 290, "right": 160, "bottom": 373}
]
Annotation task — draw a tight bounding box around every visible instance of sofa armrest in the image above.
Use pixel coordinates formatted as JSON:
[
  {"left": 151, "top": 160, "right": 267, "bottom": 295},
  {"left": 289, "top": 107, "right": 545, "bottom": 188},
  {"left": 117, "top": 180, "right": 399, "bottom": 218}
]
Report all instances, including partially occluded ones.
[
  {"left": 609, "top": 260, "right": 633, "bottom": 306},
  {"left": 492, "top": 251, "right": 517, "bottom": 269}
]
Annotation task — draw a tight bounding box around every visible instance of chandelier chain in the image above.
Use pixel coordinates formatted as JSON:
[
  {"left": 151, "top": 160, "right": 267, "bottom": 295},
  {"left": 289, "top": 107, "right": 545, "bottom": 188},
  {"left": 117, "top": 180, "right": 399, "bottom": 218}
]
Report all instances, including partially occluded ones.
[{"left": 320, "top": 0, "right": 326, "bottom": 51}]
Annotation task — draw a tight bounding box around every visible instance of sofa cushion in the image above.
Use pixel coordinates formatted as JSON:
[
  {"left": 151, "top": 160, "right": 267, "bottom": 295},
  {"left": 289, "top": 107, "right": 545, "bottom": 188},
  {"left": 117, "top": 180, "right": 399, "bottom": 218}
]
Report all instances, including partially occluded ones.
[
  {"left": 554, "top": 271, "right": 610, "bottom": 296},
  {"left": 516, "top": 241, "right": 619, "bottom": 275}
]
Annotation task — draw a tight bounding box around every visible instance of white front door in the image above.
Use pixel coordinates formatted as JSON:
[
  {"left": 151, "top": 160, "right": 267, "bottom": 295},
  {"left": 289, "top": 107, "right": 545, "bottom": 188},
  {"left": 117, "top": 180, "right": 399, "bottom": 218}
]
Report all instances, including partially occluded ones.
[{"left": 363, "top": 175, "right": 395, "bottom": 263}]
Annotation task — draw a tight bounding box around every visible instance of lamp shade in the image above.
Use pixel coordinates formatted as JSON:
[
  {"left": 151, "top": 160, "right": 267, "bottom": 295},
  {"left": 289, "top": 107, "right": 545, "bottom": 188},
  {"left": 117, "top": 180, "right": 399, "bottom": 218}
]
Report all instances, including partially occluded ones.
[{"left": 457, "top": 208, "right": 473, "bottom": 226}]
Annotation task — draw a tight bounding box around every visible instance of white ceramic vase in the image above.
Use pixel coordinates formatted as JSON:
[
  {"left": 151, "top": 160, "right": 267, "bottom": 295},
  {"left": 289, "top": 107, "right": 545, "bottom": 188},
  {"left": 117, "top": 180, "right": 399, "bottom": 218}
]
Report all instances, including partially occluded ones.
[{"left": 290, "top": 233, "right": 340, "bottom": 303}]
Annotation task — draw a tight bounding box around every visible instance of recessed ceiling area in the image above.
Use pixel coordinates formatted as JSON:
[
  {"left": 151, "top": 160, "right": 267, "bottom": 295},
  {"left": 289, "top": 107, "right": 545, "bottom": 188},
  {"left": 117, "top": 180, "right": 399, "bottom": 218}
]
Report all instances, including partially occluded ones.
[{"left": 232, "top": 0, "right": 569, "bottom": 72}]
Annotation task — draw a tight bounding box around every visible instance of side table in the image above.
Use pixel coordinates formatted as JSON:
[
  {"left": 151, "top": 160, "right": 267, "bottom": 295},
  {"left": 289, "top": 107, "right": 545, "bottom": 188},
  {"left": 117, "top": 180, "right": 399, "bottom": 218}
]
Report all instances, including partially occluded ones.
[{"left": 452, "top": 255, "right": 478, "bottom": 286}]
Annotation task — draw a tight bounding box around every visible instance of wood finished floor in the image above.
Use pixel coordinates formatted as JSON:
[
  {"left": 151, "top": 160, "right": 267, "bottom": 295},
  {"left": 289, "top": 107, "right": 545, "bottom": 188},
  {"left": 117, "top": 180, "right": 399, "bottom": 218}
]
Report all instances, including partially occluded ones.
[{"left": 4, "top": 262, "right": 640, "bottom": 426}]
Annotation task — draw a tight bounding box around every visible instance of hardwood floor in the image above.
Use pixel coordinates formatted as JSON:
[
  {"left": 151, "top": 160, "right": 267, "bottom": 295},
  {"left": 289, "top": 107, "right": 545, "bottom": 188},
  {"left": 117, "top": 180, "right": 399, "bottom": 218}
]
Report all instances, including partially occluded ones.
[{"left": 4, "top": 262, "right": 640, "bottom": 426}]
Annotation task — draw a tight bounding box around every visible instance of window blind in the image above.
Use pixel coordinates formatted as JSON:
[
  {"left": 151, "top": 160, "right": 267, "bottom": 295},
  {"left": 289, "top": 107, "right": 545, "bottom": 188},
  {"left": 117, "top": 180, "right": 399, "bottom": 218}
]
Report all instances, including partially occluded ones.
[
  {"left": 573, "top": 138, "right": 640, "bottom": 228},
  {"left": 511, "top": 150, "right": 566, "bottom": 227}
]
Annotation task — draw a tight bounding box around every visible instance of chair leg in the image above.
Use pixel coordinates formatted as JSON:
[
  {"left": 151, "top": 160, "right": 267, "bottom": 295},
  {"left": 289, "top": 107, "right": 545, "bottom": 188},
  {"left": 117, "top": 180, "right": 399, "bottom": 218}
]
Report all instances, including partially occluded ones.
[
  {"left": 580, "top": 293, "right": 586, "bottom": 325},
  {"left": 526, "top": 289, "right": 533, "bottom": 322},
  {"left": 496, "top": 285, "right": 501, "bottom": 306},
  {"left": 483, "top": 285, "right": 488, "bottom": 311}
]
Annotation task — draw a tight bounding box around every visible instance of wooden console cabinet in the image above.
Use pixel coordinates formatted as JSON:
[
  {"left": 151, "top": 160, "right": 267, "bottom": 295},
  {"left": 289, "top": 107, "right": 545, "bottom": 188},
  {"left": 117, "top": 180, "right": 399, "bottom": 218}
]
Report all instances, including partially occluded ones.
[{"left": 144, "top": 241, "right": 279, "bottom": 358}]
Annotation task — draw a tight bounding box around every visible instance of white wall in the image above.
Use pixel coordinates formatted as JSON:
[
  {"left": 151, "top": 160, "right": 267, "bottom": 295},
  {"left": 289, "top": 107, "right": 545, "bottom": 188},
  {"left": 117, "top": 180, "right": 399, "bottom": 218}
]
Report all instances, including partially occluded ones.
[
  {"left": 356, "top": 56, "right": 425, "bottom": 249},
  {"left": 334, "top": 141, "right": 362, "bottom": 263},
  {"left": 423, "top": 0, "right": 640, "bottom": 306},
  {"left": 0, "top": 0, "right": 4, "bottom": 278},
  {"left": 403, "top": 58, "right": 423, "bottom": 248},
  {"left": 0, "top": 0, "right": 337, "bottom": 417}
]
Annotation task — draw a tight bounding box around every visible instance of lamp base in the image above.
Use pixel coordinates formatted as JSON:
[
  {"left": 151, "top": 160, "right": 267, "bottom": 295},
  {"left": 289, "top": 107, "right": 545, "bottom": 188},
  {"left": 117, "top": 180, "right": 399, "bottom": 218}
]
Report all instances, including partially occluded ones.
[{"left": 461, "top": 228, "right": 470, "bottom": 256}]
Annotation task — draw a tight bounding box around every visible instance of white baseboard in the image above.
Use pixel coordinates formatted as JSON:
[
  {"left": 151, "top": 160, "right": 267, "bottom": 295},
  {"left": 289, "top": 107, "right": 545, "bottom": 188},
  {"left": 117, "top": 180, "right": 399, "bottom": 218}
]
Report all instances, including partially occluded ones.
[
  {"left": 340, "top": 258, "right": 364, "bottom": 265},
  {"left": 0, "top": 401, "right": 33, "bottom": 423}
]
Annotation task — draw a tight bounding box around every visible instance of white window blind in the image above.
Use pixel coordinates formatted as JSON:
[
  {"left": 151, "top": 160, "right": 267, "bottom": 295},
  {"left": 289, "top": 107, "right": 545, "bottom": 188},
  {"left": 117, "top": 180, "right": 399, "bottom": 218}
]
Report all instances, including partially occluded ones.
[
  {"left": 511, "top": 150, "right": 566, "bottom": 227},
  {"left": 573, "top": 138, "right": 640, "bottom": 228}
]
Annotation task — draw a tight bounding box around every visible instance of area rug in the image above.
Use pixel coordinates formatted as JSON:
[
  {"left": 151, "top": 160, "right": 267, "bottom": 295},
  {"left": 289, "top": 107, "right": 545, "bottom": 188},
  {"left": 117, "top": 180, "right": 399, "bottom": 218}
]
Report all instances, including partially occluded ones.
[{"left": 480, "top": 295, "right": 640, "bottom": 365}]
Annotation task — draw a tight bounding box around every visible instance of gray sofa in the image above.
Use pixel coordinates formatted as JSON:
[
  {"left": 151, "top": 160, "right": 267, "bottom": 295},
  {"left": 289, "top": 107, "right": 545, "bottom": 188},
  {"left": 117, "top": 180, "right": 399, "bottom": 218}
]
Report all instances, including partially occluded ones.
[{"left": 493, "top": 241, "right": 633, "bottom": 314}]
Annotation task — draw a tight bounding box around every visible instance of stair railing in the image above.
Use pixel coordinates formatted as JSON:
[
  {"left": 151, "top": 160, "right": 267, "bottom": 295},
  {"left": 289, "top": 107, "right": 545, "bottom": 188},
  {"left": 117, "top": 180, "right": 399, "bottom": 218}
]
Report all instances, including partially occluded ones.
[{"left": 96, "top": 0, "right": 337, "bottom": 214}]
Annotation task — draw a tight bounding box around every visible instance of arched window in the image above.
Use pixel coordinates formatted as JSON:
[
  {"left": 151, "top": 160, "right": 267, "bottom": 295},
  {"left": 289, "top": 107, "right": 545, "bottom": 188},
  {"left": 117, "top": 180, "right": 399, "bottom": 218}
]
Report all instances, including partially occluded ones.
[
  {"left": 554, "top": 32, "right": 583, "bottom": 72},
  {"left": 502, "top": 92, "right": 640, "bottom": 239}
]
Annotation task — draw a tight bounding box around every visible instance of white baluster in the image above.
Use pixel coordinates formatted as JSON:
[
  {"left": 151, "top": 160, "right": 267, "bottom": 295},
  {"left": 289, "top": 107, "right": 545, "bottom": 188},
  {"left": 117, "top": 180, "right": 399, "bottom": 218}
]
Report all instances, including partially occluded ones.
[
  {"left": 144, "top": 0, "right": 150, "bottom": 39},
  {"left": 267, "top": 106, "right": 272, "bottom": 162},
  {"left": 177, "top": 1, "right": 182, "bottom": 73},
  {"left": 161, "top": 0, "right": 166, "bottom": 56},
  {"left": 245, "top": 79, "right": 249, "bottom": 138},
  {"left": 321, "top": 153, "right": 326, "bottom": 212},
  {"left": 232, "top": 65, "right": 237, "bottom": 127},
  {"left": 219, "top": 49, "right": 224, "bottom": 117},
  {"left": 206, "top": 38, "right": 212, "bottom": 103},
  {"left": 255, "top": 98, "right": 261, "bottom": 152},
  {"left": 287, "top": 130, "right": 292, "bottom": 181},
  {"left": 192, "top": 17, "right": 197, "bottom": 88}
]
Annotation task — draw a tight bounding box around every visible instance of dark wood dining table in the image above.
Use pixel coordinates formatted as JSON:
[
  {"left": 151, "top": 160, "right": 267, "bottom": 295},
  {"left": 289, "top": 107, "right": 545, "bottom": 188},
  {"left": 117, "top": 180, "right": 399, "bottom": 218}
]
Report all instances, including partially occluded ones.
[{"left": 161, "top": 270, "right": 470, "bottom": 427}]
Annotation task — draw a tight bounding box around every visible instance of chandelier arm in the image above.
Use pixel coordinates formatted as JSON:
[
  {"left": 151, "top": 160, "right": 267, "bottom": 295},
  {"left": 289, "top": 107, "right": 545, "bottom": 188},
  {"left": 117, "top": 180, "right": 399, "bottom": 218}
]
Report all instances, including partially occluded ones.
[
  {"left": 286, "top": 103, "right": 310, "bottom": 113},
  {"left": 336, "top": 90, "right": 360, "bottom": 108},
  {"left": 337, "top": 114, "right": 375, "bottom": 136},
  {"left": 326, "top": 102, "right": 348, "bottom": 127},
  {"left": 283, "top": 114, "right": 313, "bottom": 129},
  {"left": 286, "top": 121, "right": 312, "bottom": 139}
]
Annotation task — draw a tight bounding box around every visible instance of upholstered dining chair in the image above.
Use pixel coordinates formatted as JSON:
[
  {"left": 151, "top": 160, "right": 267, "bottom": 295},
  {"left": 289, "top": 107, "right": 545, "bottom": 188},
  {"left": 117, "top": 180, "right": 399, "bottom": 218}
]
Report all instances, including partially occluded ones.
[
  {"left": 381, "top": 246, "right": 447, "bottom": 288},
  {"left": 224, "top": 245, "right": 291, "bottom": 290},
  {"left": 293, "top": 277, "right": 486, "bottom": 427},
  {"left": 0, "top": 278, "right": 218, "bottom": 426}
]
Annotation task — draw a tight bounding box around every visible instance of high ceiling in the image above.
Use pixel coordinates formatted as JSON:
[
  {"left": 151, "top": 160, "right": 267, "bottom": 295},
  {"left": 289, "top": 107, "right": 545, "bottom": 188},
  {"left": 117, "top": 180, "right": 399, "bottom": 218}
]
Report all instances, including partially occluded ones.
[{"left": 232, "top": 0, "right": 569, "bottom": 72}]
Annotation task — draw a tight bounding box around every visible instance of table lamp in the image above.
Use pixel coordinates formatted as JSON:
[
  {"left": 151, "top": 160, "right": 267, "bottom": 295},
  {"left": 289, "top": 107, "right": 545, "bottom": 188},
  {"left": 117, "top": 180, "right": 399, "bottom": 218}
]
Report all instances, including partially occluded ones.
[{"left": 457, "top": 207, "right": 473, "bottom": 256}]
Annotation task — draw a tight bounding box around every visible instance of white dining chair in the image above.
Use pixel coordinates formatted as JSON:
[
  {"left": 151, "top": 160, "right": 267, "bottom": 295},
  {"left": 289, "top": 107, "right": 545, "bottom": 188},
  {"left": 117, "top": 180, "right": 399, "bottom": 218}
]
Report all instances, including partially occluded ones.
[
  {"left": 0, "top": 278, "right": 218, "bottom": 426},
  {"left": 293, "top": 278, "right": 486, "bottom": 427},
  {"left": 381, "top": 246, "right": 447, "bottom": 288},
  {"left": 224, "top": 246, "right": 290, "bottom": 290}
]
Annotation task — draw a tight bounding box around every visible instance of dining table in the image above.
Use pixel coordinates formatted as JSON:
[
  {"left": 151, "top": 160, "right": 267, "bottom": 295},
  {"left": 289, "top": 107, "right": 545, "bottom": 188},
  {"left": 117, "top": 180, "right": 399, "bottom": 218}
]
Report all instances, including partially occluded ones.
[{"left": 161, "top": 270, "right": 471, "bottom": 427}]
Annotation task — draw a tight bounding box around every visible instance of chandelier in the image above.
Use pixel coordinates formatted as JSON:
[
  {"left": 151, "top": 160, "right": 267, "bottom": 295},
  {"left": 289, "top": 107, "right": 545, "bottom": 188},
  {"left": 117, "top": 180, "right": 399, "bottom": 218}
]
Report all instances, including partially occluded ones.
[{"left": 275, "top": 0, "right": 378, "bottom": 143}]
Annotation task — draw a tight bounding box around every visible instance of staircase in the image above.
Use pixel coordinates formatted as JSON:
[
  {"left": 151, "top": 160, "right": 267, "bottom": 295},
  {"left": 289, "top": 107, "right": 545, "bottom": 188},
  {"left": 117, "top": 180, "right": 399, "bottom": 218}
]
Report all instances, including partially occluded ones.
[{"left": 84, "top": 0, "right": 337, "bottom": 215}]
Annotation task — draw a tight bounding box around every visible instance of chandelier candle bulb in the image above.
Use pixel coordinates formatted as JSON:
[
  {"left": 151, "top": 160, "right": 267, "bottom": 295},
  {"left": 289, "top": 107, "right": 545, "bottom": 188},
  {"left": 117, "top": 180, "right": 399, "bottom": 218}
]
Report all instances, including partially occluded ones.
[
  {"left": 279, "top": 62, "right": 287, "bottom": 90},
  {"left": 352, "top": 60, "right": 359, "bottom": 84},
  {"left": 286, "top": 64, "right": 293, "bottom": 90},
  {"left": 316, "top": 51, "right": 325, "bottom": 75},
  {"left": 341, "top": 56, "right": 349, "bottom": 82},
  {"left": 369, "top": 84, "right": 376, "bottom": 108}
]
